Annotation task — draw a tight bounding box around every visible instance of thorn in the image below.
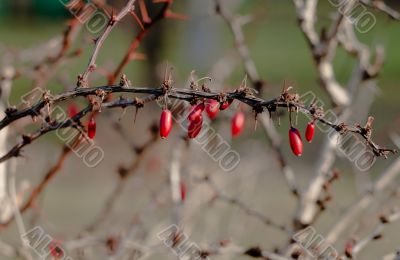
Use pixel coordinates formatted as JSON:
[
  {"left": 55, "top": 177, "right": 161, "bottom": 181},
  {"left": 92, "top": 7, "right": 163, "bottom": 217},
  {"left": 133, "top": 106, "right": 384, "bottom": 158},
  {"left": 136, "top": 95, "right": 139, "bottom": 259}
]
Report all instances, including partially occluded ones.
[
  {"left": 134, "top": 106, "right": 139, "bottom": 124},
  {"left": 139, "top": 0, "right": 152, "bottom": 23},
  {"left": 254, "top": 113, "right": 258, "bottom": 131},
  {"left": 92, "top": 37, "right": 100, "bottom": 45},
  {"left": 163, "top": 61, "right": 169, "bottom": 85},
  {"left": 129, "top": 10, "right": 145, "bottom": 30},
  {"left": 129, "top": 52, "right": 147, "bottom": 60},
  {"left": 118, "top": 107, "right": 127, "bottom": 121},
  {"left": 165, "top": 10, "right": 188, "bottom": 20}
]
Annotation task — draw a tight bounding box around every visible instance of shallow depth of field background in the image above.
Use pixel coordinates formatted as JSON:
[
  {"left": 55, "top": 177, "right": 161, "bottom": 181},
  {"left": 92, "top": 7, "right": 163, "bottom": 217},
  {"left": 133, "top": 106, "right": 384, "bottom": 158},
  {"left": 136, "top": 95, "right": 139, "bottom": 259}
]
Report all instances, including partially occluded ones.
[{"left": 0, "top": 0, "right": 399, "bottom": 259}]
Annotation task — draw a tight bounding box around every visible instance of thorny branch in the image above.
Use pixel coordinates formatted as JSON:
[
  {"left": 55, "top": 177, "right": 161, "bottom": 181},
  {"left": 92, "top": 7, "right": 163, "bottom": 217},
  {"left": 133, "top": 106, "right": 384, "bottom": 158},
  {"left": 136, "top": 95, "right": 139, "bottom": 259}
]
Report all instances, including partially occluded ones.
[{"left": 0, "top": 81, "right": 396, "bottom": 164}]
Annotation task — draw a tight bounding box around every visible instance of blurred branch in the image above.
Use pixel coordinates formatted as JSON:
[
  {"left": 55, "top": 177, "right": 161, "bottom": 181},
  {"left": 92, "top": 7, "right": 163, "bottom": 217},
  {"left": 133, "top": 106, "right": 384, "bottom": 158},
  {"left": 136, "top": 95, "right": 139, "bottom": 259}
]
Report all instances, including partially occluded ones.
[
  {"left": 292, "top": 0, "right": 388, "bottom": 233},
  {"left": 360, "top": 0, "right": 400, "bottom": 20},
  {"left": 200, "top": 241, "right": 290, "bottom": 260},
  {"left": 108, "top": 1, "right": 173, "bottom": 84},
  {"left": 293, "top": 0, "right": 350, "bottom": 107},
  {"left": 0, "top": 137, "right": 81, "bottom": 228},
  {"left": 324, "top": 156, "right": 400, "bottom": 245},
  {"left": 204, "top": 177, "right": 291, "bottom": 233},
  {"left": 84, "top": 130, "right": 158, "bottom": 232},
  {"left": 214, "top": 0, "right": 264, "bottom": 92},
  {"left": 344, "top": 208, "right": 400, "bottom": 258}
]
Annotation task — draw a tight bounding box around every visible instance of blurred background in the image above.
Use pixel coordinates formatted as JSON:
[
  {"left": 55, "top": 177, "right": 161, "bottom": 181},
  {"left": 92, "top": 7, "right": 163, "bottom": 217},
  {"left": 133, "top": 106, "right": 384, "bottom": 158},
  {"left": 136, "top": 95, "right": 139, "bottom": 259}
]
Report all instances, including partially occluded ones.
[{"left": 0, "top": 0, "right": 399, "bottom": 259}]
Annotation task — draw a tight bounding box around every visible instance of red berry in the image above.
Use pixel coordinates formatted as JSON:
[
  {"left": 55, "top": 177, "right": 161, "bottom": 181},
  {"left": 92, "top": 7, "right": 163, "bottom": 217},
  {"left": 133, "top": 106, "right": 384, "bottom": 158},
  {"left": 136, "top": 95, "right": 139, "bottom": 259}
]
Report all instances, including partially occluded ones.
[
  {"left": 305, "top": 121, "right": 315, "bottom": 143},
  {"left": 48, "top": 241, "right": 64, "bottom": 259},
  {"left": 205, "top": 99, "right": 219, "bottom": 120},
  {"left": 188, "top": 115, "right": 203, "bottom": 138},
  {"left": 88, "top": 114, "right": 96, "bottom": 139},
  {"left": 220, "top": 99, "right": 233, "bottom": 110},
  {"left": 345, "top": 240, "right": 355, "bottom": 258},
  {"left": 160, "top": 109, "right": 172, "bottom": 139},
  {"left": 289, "top": 127, "right": 303, "bottom": 156},
  {"left": 67, "top": 104, "right": 78, "bottom": 118},
  {"left": 188, "top": 103, "right": 205, "bottom": 122},
  {"left": 180, "top": 180, "right": 186, "bottom": 201},
  {"left": 231, "top": 111, "right": 245, "bottom": 137}
]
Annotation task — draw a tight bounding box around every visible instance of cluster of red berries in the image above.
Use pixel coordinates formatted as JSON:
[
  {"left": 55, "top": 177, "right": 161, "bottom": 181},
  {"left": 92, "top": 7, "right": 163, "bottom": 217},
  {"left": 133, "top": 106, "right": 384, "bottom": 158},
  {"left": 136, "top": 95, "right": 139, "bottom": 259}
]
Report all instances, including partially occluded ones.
[
  {"left": 69, "top": 101, "right": 315, "bottom": 157},
  {"left": 288, "top": 121, "right": 315, "bottom": 156},
  {"left": 159, "top": 99, "right": 244, "bottom": 139}
]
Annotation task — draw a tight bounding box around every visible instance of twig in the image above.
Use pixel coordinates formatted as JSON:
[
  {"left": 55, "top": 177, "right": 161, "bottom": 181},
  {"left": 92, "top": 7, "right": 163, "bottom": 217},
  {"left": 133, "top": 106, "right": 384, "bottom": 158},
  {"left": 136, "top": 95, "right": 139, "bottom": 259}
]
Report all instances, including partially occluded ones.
[
  {"left": 204, "top": 177, "right": 291, "bottom": 233},
  {"left": 84, "top": 132, "right": 158, "bottom": 232},
  {"left": 79, "top": 0, "right": 137, "bottom": 86},
  {"left": 360, "top": 0, "right": 400, "bottom": 20},
  {"left": 345, "top": 209, "right": 400, "bottom": 258},
  {"left": 200, "top": 241, "right": 290, "bottom": 260},
  {"left": 214, "top": 0, "right": 264, "bottom": 91},
  {"left": 292, "top": 0, "right": 350, "bottom": 107},
  {"left": 324, "top": 156, "right": 400, "bottom": 245},
  {"left": 108, "top": 1, "right": 172, "bottom": 84},
  {"left": 8, "top": 159, "right": 33, "bottom": 260}
]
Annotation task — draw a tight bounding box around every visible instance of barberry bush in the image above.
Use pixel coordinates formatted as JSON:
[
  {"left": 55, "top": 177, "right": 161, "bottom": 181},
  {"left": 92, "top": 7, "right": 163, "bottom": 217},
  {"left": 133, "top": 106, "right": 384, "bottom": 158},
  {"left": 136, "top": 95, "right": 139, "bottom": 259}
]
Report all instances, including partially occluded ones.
[{"left": 0, "top": 0, "right": 399, "bottom": 259}]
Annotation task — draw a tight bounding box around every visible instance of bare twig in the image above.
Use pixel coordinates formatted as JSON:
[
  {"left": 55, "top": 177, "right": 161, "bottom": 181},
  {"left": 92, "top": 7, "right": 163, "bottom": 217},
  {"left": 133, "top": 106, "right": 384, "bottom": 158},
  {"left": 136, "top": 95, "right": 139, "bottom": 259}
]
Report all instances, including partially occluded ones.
[
  {"left": 360, "top": 0, "right": 400, "bottom": 20},
  {"left": 204, "top": 177, "right": 291, "bottom": 233},
  {"left": 108, "top": 1, "right": 173, "bottom": 84},
  {"left": 79, "top": 0, "right": 137, "bottom": 87}
]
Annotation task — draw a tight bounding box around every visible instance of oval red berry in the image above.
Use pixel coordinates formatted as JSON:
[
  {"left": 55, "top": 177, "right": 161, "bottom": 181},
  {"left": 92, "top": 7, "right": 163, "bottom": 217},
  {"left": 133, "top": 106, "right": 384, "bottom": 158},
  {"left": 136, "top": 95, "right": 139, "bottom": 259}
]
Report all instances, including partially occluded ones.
[
  {"left": 180, "top": 181, "right": 186, "bottom": 201},
  {"left": 88, "top": 114, "right": 96, "bottom": 139},
  {"left": 188, "top": 115, "right": 203, "bottom": 138},
  {"left": 289, "top": 127, "right": 303, "bottom": 156},
  {"left": 205, "top": 99, "right": 219, "bottom": 120},
  {"left": 220, "top": 99, "right": 233, "bottom": 110},
  {"left": 67, "top": 104, "right": 78, "bottom": 118},
  {"left": 231, "top": 111, "right": 245, "bottom": 138},
  {"left": 305, "top": 121, "right": 315, "bottom": 143},
  {"left": 49, "top": 241, "right": 64, "bottom": 259},
  {"left": 160, "top": 109, "right": 172, "bottom": 139},
  {"left": 188, "top": 103, "right": 205, "bottom": 122}
]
